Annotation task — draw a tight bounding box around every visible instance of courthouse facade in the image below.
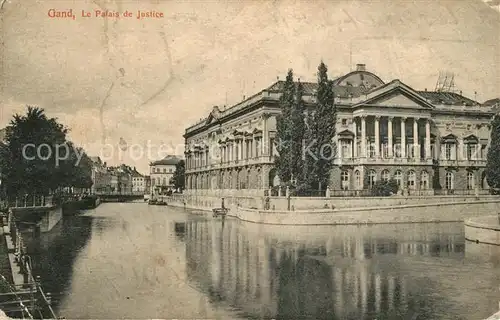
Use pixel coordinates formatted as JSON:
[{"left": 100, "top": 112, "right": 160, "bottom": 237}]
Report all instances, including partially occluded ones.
[{"left": 183, "top": 64, "right": 495, "bottom": 196}]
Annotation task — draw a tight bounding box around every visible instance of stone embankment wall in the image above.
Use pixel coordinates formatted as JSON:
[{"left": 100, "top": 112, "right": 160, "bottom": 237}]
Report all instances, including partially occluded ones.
[
  {"left": 464, "top": 215, "right": 500, "bottom": 246},
  {"left": 162, "top": 194, "right": 500, "bottom": 225}
]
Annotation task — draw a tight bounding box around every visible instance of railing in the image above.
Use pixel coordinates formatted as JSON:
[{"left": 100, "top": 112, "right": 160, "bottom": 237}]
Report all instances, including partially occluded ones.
[
  {"left": 7, "top": 195, "right": 54, "bottom": 208},
  {"left": 94, "top": 191, "right": 144, "bottom": 196},
  {"left": 1, "top": 217, "right": 59, "bottom": 319},
  {"left": 268, "top": 188, "right": 493, "bottom": 198}
]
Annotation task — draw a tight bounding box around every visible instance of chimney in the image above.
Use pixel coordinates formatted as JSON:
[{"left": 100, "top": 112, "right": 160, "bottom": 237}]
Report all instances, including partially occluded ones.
[{"left": 356, "top": 64, "right": 366, "bottom": 71}]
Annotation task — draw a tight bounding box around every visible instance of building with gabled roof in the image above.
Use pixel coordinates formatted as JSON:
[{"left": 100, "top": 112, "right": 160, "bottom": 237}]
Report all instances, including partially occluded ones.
[{"left": 183, "top": 64, "right": 496, "bottom": 197}]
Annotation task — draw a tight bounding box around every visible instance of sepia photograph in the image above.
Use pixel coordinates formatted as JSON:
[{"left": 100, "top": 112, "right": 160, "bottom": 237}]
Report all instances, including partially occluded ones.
[{"left": 0, "top": 0, "right": 499, "bottom": 319}]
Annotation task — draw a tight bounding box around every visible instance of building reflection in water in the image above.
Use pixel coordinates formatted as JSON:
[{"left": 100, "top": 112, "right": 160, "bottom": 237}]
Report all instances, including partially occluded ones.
[{"left": 176, "top": 220, "right": 498, "bottom": 320}]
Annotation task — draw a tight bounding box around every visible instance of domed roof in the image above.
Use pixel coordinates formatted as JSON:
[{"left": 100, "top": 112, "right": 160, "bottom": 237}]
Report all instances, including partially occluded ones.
[{"left": 332, "top": 65, "right": 385, "bottom": 89}]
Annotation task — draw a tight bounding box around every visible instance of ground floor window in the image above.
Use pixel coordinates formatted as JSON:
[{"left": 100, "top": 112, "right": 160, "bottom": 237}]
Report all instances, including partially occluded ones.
[
  {"left": 381, "top": 170, "right": 390, "bottom": 182},
  {"left": 394, "top": 170, "right": 402, "bottom": 188},
  {"left": 341, "top": 171, "right": 349, "bottom": 190},
  {"left": 445, "top": 172, "right": 454, "bottom": 190},
  {"left": 420, "top": 171, "right": 429, "bottom": 189},
  {"left": 368, "top": 170, "right": 376, "bottom": 188},
  {"left": 407, "top": 170, "right": 416, "bottom": 190},
  {"left": 355, "top": 170, "right": 361, "bottom": 189},
  {"left": 467, "top": 171, "right": 475, "bottom": 190}
]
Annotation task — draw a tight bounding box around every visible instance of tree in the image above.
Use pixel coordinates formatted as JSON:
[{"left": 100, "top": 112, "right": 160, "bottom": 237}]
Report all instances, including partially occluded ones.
[
  {"left": 274, "top": 69, "right": 295, "bottom": 184},
  {"left": 170, "top": 160, "right": 185, "bottom": 191},
  {"left": 486, "top": 114, "right": 500, "bottom": 190},
  {"left": 304, "top": 62, "right": 337, "bottom": 191},
  {"left": 0, "top": 106, "right": 93, "bottom": 197},
  {"left": 289, "top": 80, "right": 306, "bottom": 184},
  {"left": 2, "top": 106, "right": 68, "bottom": 197}
]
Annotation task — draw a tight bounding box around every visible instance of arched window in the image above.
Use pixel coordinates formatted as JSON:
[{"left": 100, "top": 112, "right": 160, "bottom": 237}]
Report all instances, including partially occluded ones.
[
  {"left": 467, "top": 171, "right": 475, "bottom": 190},
  {"left": 163, "top": 177, "right": 167, "bottom": 186},
  {"left": 354, "top": 170, "right": 361, "bottom": 189},
  {"left": 407, "top": 170, "right": 416, "bottom": 190},
  {"left": 368, "top": 170, "right": 377, "bottom": 188},
  {"left": 420, "top": 171, "right": 429, "bottom": 190},
  {"left": 341, "top": 171, "right": 349, "bottom": 190},
  {"left": 445, "top": 172, "right": 454, "bottom": 190},
  {"left": 394, "top": 170, "right": 403, "bottom": 188},
  {"left": 381, "top": 170, "right": 390, "bottom": 182}
]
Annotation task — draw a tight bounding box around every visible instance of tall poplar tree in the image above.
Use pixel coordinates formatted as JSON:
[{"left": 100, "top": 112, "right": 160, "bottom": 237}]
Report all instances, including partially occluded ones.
[
  {"left": 289, "top": 80, "right": 306, "bottom": 184},
  {"left": 486, "top": 114, "right": 500, "bottom": 191},
  {"left": 274, "top": 69, "right": 295, "bottom": 184},
  {"left": 304, "top": 62, "right": 337, "bottom": 191}
]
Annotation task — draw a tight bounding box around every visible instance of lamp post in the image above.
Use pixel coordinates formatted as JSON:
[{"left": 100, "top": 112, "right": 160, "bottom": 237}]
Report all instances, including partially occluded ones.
[{"left": 287, "top": 193, "right": 291, "bottom": 211}]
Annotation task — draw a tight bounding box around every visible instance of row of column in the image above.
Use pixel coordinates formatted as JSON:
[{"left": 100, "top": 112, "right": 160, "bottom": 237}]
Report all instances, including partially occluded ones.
[
  {"left": 348, "top": 116, "right": 431, "bottom": 159},
  {"left": 219, "top": 136, "right": 262, "bottom": 163}
]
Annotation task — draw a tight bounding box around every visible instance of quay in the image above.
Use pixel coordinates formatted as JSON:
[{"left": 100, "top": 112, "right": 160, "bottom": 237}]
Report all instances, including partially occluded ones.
[{"left": 160, "top": 193, "right": 500, "bottom": 225}]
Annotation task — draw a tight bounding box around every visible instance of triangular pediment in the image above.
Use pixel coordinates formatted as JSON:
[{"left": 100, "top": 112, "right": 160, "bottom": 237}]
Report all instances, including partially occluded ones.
[
  {"left": 205, "top": 106, "right": 222, "bottom": 125},
  {"left": 441, "top": 134, "right": 457, "bottom": 143},
  {"left": 463, "top": 134, "right": 479, "bottom": 144},
  {"left": 355, "top": 80, "right": 435, "bottom": 110},
  {"left": 337, "top": 129, "right": 355, "bottom": 138}
]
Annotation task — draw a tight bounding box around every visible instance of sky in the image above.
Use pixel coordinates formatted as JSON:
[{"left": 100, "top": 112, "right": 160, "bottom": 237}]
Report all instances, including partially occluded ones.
[{"left": 0, "top": 0, "right": 499, "bottom": 174}]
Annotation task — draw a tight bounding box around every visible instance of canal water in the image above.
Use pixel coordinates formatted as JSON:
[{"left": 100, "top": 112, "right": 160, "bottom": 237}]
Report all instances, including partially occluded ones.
[{"left": 25, "top": 203, "right": 500, "bottom": 319}]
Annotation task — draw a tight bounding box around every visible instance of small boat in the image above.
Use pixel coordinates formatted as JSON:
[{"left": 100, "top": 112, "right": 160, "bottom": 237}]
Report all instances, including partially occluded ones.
[{"left": 212, "top": 207, "right": 228, "bottom": 217}]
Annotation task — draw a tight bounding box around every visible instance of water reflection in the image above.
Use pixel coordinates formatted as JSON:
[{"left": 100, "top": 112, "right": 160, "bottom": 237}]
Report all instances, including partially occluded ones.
[{"left": 178, "top": 220, "right": 499, "bottom": 320}]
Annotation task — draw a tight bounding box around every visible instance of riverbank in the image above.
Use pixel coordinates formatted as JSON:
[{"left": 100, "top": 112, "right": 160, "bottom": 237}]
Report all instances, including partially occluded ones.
[
  {"left": 464, "top": 215, "right": 500, "bottom": 246},
  {"left": 162, "top": 194, "right": 500, "bottom": 225}
]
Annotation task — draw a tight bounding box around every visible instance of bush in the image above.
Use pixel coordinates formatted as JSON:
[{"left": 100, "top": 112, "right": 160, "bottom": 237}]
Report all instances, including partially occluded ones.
[{"left": 371, "top": 179, "right": 399, "bottom": 196}]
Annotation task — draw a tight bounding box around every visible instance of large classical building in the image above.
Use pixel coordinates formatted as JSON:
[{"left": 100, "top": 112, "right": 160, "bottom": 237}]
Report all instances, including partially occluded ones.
[{"left": 183, "top": 64, "right": 496, "bottom": 196}]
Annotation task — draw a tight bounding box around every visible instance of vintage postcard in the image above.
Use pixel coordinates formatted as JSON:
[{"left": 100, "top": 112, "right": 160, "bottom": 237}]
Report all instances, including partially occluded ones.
[{"left": 0, "top": 0, "right": 499, "bottom": 319}]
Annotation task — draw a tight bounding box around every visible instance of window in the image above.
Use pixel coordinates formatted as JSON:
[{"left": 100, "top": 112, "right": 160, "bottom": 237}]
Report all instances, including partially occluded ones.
[
  {"left": 369, "top": 143, "right": 376, "bottom": 158},
  {"left": 394, "top": 170, "right": 403, "bottom": 188},
  {"left": 467, "top": 172, "right": 475, "bottom": 190},
  {"left": 368, "top": 170, "right": 376, "bottom": 188},
  {"left": 270, "top": 138, "right": 276, "bottom": 157},
  {"left": 381, "top": 170, "right": 390, "bottom": 182},
  {"left": 341, "top": 171, "right": 349, "bottom": 190},
  {"left": 341, "top": 141, "right": 350, "bottom": 158},
  {"left": 341, "top": 119, "right": 347, "bottom": 126},
  {"left": 445, "top": 144, "right": 452, "bottom": 160},
  {"left": 407, "top": 170, "right": 416, "bottom": 190},
  {"left": 169, "top": 169, "right": 173, "bottom": 173},
  {"left": 355, "top": 170, "right": 361, "bottom": 188},
  {"left": 466, "top": 144, "right": 477, "bottom": 160},
  {"left": 445, "top": 172, "right": 454, "bottom": 190},
  {"left": 163, "top": 178, "right": 167, "bottom": 186},
  {"left": 382, "top": 143, "right": 389, "bottom": 158},
  {"left": 163, "top": 168, "right": 167, "bottom": 173},
  {"left": 420, "top": 171, "right": 429, "bottom": 190}
]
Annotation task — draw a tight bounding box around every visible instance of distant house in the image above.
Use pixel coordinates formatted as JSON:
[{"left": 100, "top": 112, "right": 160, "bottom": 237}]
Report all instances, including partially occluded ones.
[
  {"left": 131, "top": 168, "right": 146, "bottom": 193},
  {"left": 149, "top": 155, "right": 182, "bottom": 195},
  {"left": 89, "top": 156, "right": 111, "bottom": 194}
]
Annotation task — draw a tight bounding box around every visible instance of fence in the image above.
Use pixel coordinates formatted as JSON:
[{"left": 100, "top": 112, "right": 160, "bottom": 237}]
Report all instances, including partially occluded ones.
[{"left": 6, "top": 195, "right": 54, "bottom": 208}]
